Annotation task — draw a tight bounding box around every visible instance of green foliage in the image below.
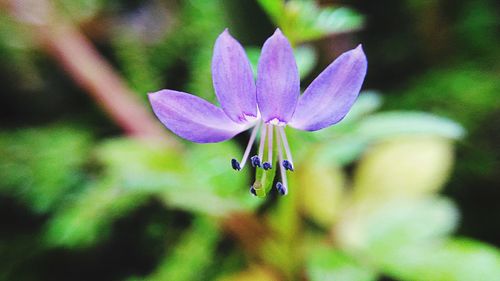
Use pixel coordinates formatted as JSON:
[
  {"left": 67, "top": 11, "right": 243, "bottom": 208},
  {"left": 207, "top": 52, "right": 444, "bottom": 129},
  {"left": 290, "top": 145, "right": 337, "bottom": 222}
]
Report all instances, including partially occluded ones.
[
  {"left": 133, "top": 217, "right": 220, "bottom": 281},
  {"left": 112, "top": 33, "right": 163, "bottom": 97},
  {"left": 298, "top": 97, "right": 465, "bottom": 166},
  {"left": 55, "top": 0, "right": 104, "bottom": 22},
  {"left": 386, "top": 67, "right": 499, "bottom": 131},
  {"left": 381, "top": 238, "right": 500, "bottom": 281},
  {"left": 151, "top": 0, "right": 229, "bottom": 101},
  {"left": 306, "top": 247, "right": 377, "bottom": 281},
  {"left": 1, "top": 0, "right": 499, "bottom": 280},
  {"left": 257, "top": 0, "right": 364, "bottom": 43},
  {"left": 44, "top": 138, "right": 260, "bottom": 248},
  {"left": 0, "top": 125, "right": 91, "bottom": 213}
]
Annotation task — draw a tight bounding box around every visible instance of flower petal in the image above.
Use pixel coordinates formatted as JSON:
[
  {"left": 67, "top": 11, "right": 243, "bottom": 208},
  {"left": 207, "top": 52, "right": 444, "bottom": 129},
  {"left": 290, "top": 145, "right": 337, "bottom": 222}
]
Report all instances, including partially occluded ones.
[
  {"left": 256, "top": 29, "right": 300, "bottom": 124},
  {"left": 289, "top": 45, "right": 367, "bottom": 131},
  {"left": 212, "top": 29, "right": 257, "bottom": 123},
  {"left": 149, "top": 90, "right": 247, "bottom": 143}
]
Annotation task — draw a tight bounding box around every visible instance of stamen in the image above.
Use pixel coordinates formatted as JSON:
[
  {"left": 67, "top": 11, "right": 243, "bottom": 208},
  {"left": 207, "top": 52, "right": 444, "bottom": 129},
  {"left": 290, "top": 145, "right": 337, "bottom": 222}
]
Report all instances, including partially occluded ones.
[
  {"left": 250, "top": 155, "right": 261, "bottom": 167},
  {"left": 231, "top": 158, "right": 241, "bottom": 171},
  {"left": 233, "top": 123, "right": 260, "bottom": 171},
  {"left": 262, "top": 124, "right": 273, "bottom": 170},
  {"left": 283, "top": 160, "right": 294, "bottom": 171},
  {"left": 278, "top": 127, "right": 294, "bottom": 171},
  {"left": 275, "top": 127, "right": 288, "bottom": 195},
  {"left": 276, "top": 182, "right": 287, "bottom": 196}
]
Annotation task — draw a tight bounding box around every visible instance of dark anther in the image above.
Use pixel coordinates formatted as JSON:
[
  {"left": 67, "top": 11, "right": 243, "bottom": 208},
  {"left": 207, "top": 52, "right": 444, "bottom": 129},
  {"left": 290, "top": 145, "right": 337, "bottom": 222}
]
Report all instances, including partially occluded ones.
[
  {"left": 262, "top": 162, "right": 272, "bottom": 170},
  {"left": 231, "top": 158, "right": 241, "bottom": 171},
  {"left": 282, "top": 160, "right": 294, "bottom": 171},
  {"left": 250, "top": 155, "right": 261, "bottom": 168},
  {"left": 276, "top": 182, "right": 287, "bottom": 196},
  {"left": 250, "top": 186, "right": 257, "bottom": 196}
]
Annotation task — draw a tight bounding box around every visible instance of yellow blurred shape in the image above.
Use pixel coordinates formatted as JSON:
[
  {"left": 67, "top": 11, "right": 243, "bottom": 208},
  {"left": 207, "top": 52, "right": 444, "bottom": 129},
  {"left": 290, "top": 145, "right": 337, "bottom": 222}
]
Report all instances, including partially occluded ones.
[
  {"left": 298, "top": 158, "right": 345, "bottom": 228},
  {"left": 217, "top": 266, "right": 277, "bottom": 281},
  {"left": 353, "top": 136, "right": 454, "bottom": 200}
]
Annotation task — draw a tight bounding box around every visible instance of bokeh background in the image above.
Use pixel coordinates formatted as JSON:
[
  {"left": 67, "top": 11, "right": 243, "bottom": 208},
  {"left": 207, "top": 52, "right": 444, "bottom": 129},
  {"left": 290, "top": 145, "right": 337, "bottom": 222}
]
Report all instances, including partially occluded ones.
[{"left": 1, "top": 0, "right": 499, "bottom": 280}]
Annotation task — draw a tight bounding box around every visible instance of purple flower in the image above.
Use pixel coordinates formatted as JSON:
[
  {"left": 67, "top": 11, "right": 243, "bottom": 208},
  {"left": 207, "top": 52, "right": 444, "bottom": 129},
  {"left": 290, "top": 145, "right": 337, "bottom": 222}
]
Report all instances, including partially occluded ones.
[{"left": 148, "top": 29, "right": 367, "bottom": 196}]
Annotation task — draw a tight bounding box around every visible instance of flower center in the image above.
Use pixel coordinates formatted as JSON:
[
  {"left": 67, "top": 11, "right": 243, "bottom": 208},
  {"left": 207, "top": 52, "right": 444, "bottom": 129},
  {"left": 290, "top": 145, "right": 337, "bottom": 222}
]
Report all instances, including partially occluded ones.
[{"left": 231, "top": 121, "right": 294, "bottom": 196}]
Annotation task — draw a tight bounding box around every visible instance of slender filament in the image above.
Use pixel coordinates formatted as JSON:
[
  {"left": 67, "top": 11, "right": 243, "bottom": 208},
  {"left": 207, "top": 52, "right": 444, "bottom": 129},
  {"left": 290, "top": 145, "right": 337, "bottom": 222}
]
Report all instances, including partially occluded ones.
[
  {"left": 267, "top": 124, "right": 273, "bottom": 165},
  {"left": 276, "top": 127, "right": 288, "bottom": 190},
  {"left": 278, "top": 126, "right": 293, "bottom": 164},
  {"left": 239, "top": 123, "right": 260, "bottom": 169},
  {"left": 258, "top": 121, "right": 267, "bottom": 161}
]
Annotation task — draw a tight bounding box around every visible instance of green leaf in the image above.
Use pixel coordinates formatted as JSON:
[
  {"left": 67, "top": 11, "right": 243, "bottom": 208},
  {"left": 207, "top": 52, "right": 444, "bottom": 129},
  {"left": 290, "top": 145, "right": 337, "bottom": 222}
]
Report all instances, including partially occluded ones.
[
  {"left": 306, "top": 247, "right": 377, "bottom": 281},
  {"left": 340, "top": 91, "right": 384, "bottom": 123},
  {"left": 353, "top": 136, "right": 455, "bottom": 199},
  {"left": 355, "top": 111, "right": 466, "bottom": 140},
  {"left": 294, "top": 45, "right": 317, "bottom": 79},
  {"left": 136, "top": 217, "right": 220, "bottom": 281},
  {"left": 44, "top": 182, "right": 150, "bottom": 247},
  {"left": 270, "top": 1, "right": 364, "bottom": 43},
  {"left": 336, "top": 197, "right": 459, "bottom": 255},
  {"left": 307, "top": 111, "right": 464, "bottom": 166},
  {"left": 55, "top": 0, "right": 103, "bottom": 22},
  {"left": 44, "top": 138, "right": 183, "bottom": 247},
  {"left": 380, "top": 238, "right": 500, "bottom": 281},
  {"left": 112, "top": 33, "right": 162, "bottom": 97},
  {"left": 298, "top": 155, "right": 345, "bottom": 227},
  {"left": 176, "top": 142, "right": 262, "bottom": 213},
  {"left": 256, "top": 0, "right": 285, "bottom": 25},
  {"left": 0, "top": 125, "right": 91, "bottom": 213}
]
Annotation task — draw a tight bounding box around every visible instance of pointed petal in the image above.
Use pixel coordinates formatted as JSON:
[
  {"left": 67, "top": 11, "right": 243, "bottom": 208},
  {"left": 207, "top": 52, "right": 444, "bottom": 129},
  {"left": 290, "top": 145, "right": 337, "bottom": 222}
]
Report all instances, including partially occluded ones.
[
  {"left": 149, "top": 90, "right": 247, "bottom": 143},
  {"left": 256, "top": 29, "right": 300, "bottom": 124},
  {"left": 212, "top": 29, "right": 257, "bottom": 123},
  {"left": 289, "top": 45, "right": 367, "bottom": 131}
]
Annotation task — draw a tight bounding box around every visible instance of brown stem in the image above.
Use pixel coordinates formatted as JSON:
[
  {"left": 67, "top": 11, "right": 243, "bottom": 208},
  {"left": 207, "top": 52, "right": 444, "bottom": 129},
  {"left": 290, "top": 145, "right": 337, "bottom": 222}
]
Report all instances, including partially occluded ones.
[
  {"left": 4, "top": 0, "right": 179, "bottom": 147},
  {"left": 38, "top": 24, "right": 177, "bottom": 144}
]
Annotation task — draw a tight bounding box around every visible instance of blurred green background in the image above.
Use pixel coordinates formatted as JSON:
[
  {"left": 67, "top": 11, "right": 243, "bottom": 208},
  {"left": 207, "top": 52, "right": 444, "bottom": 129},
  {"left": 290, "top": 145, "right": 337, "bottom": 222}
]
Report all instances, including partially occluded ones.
[{"left": 0, "top": 0, "right": 499, "bottom": 280}]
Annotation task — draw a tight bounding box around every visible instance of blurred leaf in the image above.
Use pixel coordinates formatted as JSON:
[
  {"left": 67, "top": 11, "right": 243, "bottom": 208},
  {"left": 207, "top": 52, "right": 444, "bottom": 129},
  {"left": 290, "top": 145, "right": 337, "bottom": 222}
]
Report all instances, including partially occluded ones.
[
  {"left": 340, "top": 91, "right": 384, "bottom": 124},
  {"left": 259, "top": 0, "right": 364, "bottom": 44},
  {"left": 112, "top": 33, "right": 162, "bottom": 96},
  {"left": 137, "top": 217, "right": 220, "bottom": 281},
  {"left": 386, "top": 67, "right": 499, "bottom": 131},
  {"left": 0, "top": 13, "right": 41, "bottom": 88},
  {"left": 380, "top": 238, "right": 500, "bottom": 281},
  {"left": 55, "top": 0, "right": 103, "bottom": 23},
  {"left": 307, "top": 111, "right": 464, "bottom": 166},
  {"left": 306, "top": 247, "right": 377, "bottom": 281},
  {"left": 167, "top": 141, "right": 262, "bottom": 215},
  {"left": 44, "top": 138, "right": 182, "bottom": 247},
  {"left": 294, "top": 45, "right": 317, "bottom": 79},
  {"left": 353, "top": 136, "right": 455, "bottom": 199},
  {"left": 0, "top": 125, "right": 91, "bottom": 213},
  {"left": 246, "top": 45, "right": 317, "bottom": 80},
  {"left": 298, "top": 155, "right": 345, "bottom": 227},
  {"left": 256, "top": 0, "right": 285, "bottom": 26},
  {"left": 97, "top": 139, "right": 259, "bottom": 215},
  {"left": 44, "top": 181, "right": 150, "bottom": 247},
  {"left": 217, "top": 265, "right": 277, "bottom": 281},
  {"left": 355, "top": 111, "right": 466, "bottom": 140},
  {"left": 336, "top": 197, "right": 459, "bottom": 255}
]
